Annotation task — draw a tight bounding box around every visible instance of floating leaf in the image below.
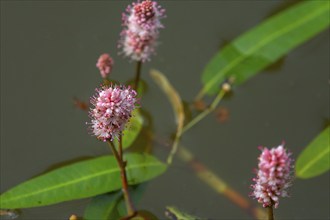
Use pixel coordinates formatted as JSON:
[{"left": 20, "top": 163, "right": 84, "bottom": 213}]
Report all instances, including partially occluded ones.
[
  {"left": 296, "top": 126, "right": 330, "bottom": 179},
  {"left": 165, "top": 206, "right": 202, "bottom": 220},
  {"left": 114, "top": 109, "right": 144, "bottom": 150},
  {"left": 0, "top": 154, "right": 167, "bottom": 209},
  {"left": 150, "top": 70, "right": 185, "bottom": 164},
  {"left": 198, "top": 1, "right": 329, "bottom": 98}
]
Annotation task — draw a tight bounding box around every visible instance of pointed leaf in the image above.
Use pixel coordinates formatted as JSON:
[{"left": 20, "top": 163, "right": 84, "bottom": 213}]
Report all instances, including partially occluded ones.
[
  {"left": 199, "top": 1, "right": 330, "bottom": 97},
  {"left": 0, "top": 154, "right": 167, "bottom": 209},
  {"left": 296, "top": 126, "right": 330, "bottom": 179}
]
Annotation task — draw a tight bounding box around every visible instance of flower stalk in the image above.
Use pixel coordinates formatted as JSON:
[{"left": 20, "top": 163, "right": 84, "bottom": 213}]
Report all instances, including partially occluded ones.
[
  {"left": 88, "top": 84, "right": 138, "bottom": 218},
  {"left": 267, "top": 206, "right": 274, "bottom": 220},
  {"left": 108, "top": 140, "right": 136, "bottom": 217}
]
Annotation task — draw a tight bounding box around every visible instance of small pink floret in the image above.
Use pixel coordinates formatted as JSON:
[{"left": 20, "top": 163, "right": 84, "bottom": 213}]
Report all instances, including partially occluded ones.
[
  {"left": 96, "top": 53, "right": 114, "bottom": 78},
  {"left": 251, "top": 143, "right": 293, "bottom": 208},
  {"left": 88, "top": 85, "right": 137, "bottom": 142},
  {"left": 119, "top": 0, "right": 165, "bottom": 62}
]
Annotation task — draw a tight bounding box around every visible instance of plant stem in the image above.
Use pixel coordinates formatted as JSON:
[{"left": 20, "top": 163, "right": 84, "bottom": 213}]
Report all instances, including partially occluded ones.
[
  {"left": 134, "top": 61, "right": 142, "bottom": 91},
  {"left": 267, "top": 206, "right": 274, "bottom": 220},
  {"left": 182, "top": 88, "right": 226, "bottom": 134},
  {"left": 166, "top": 130, "right": 182, "bottom": 164},
  {"left": 118, "top": 133, "right": 123, "bottom": 160},
  {"left": 108, "top": 141, "right": 136, "bottom": 217}
]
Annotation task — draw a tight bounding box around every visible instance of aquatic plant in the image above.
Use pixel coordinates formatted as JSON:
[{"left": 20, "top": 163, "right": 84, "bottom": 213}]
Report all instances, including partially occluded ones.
[{"left": 1, "top": 1, "right": 329, "bottom": 220}]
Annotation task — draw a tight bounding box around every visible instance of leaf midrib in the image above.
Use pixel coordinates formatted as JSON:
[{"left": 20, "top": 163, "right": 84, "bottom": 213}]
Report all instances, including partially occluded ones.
[
  {"left": 2, "top": 162, "right": 162, "bottom": 204},
  {"left": 297, "top": 146, "right": 330, "bottom": 176},
  {"left": 202, "top": 3, "right": 328, "bottom": 95}
]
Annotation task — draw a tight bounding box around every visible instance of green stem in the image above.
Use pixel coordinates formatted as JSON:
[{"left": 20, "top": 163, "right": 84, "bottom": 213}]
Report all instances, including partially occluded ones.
[
  {"left": 267, "top": 206, "right": 274, "bottom": 220},
  {"left": 108, "top": 140, "right": 136, "bottom": 217},
  {"left": 134, "top": 61, "right": 142, "bottom": 91},
  {"left": 182, "top": 89, "right": 226, "bottom": 134},
  {"left": 166, "top": 130, "right": 182, "bottom": 164}
]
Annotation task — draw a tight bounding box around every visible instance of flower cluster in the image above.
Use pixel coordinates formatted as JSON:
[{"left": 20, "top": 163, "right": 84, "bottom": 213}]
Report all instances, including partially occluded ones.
[
  {"left": 119, "top": 0, "right": 165, "bottom": 62},
  {"left": 89, "top": 85, "right": 137, "bottom": 142},
  {"left": 251, "top": 144, "right": 293, "bottom": 208},
  {"left": 96, "top": 53, "right": 114, "bottom": 79}
]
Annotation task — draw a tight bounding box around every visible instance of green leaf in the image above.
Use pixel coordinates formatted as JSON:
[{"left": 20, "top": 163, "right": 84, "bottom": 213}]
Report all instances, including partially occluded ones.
[
  {"left": 84, "top": 191, "right": 123, "bottom": 220},
  {"left": 199, "top": 1, "right": 330, "bottom": 98},
  {"left": 84, "top": 184, "right": 147, "bottom": 220},
  {"left": 114, "top": 109, "right": 144, "bottom": 150},
  {"left": 296, "top": 126, "right": 330, "bottom": 179},
  {"left": 0, "top": 154, "right": 167, "bottom": 209}
]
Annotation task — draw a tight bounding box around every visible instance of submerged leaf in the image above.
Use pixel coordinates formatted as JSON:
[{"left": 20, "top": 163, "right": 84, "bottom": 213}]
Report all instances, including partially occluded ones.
[
  {"left": 149, "top": 69, "right": 185, "bottom": 164},
  {"left": 199, "top": 1, "right": 329, "bottom": 98},
  {"left": 0, "top": 154, "right": 166, "bottom": 209},
  {"left": 296, "top": 126, "right": 330, "bottom": 179}
]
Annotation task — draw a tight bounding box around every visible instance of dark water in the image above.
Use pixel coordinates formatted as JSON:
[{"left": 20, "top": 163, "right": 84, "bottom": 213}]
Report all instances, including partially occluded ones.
[{"left": 1, "top": 1, "right": 329, "bottom": 219}]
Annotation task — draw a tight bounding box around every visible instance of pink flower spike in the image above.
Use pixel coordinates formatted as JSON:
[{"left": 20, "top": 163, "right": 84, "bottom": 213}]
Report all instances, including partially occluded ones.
[
  {"left": 88, "top": 85, "right": 138, "bottom": 142},
  {"left": 119, "top": 0, "right": 166, "bottom": 62},
  {"left": 96, "top": 53, "right": 114, "bottom": 78},
  {"left": 251, "top": 143, "right": 293, "bottom": 208}
]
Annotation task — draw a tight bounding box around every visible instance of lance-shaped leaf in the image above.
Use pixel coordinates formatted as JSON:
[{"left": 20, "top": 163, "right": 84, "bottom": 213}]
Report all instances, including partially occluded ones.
[
  {"left": 296, "top": 126, "right": 330, "bottom": 179},
  {"left": 0, "top": 154, "right": 167, "bottom": 209},
  {"left": 114, "top": 109, "right": 144, "bottom": 150},
  {"left": 199, "top": 1, "right": 330, "bottom": 98},
  {"left": 150, "top": 69, "right": 185, "bottom": 164}
]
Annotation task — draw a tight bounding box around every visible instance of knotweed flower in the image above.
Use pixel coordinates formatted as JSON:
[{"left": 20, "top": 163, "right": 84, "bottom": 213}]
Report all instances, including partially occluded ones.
[
  {"left": 251, "top": 143, "right": 293, "bottom": 208},
  {"left": 119, "top": 0, "right": 165, "bottom": 62},
  {"left": 88, "top": 85, "right": 137, "bottom": 142},
  {"left": 96, "top": 53, "right": 114, "bottom": 78}
]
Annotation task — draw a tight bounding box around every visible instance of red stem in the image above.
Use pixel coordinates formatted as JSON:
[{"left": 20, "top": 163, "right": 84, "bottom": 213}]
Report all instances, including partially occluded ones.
[{"left": 108, "top": 141, "right": 136, "bottom": 217}]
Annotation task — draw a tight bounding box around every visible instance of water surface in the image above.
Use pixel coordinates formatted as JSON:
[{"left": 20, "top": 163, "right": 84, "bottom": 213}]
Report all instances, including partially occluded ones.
[{"left": 1, "top": 1, "right": 329, "bottom": 219}]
